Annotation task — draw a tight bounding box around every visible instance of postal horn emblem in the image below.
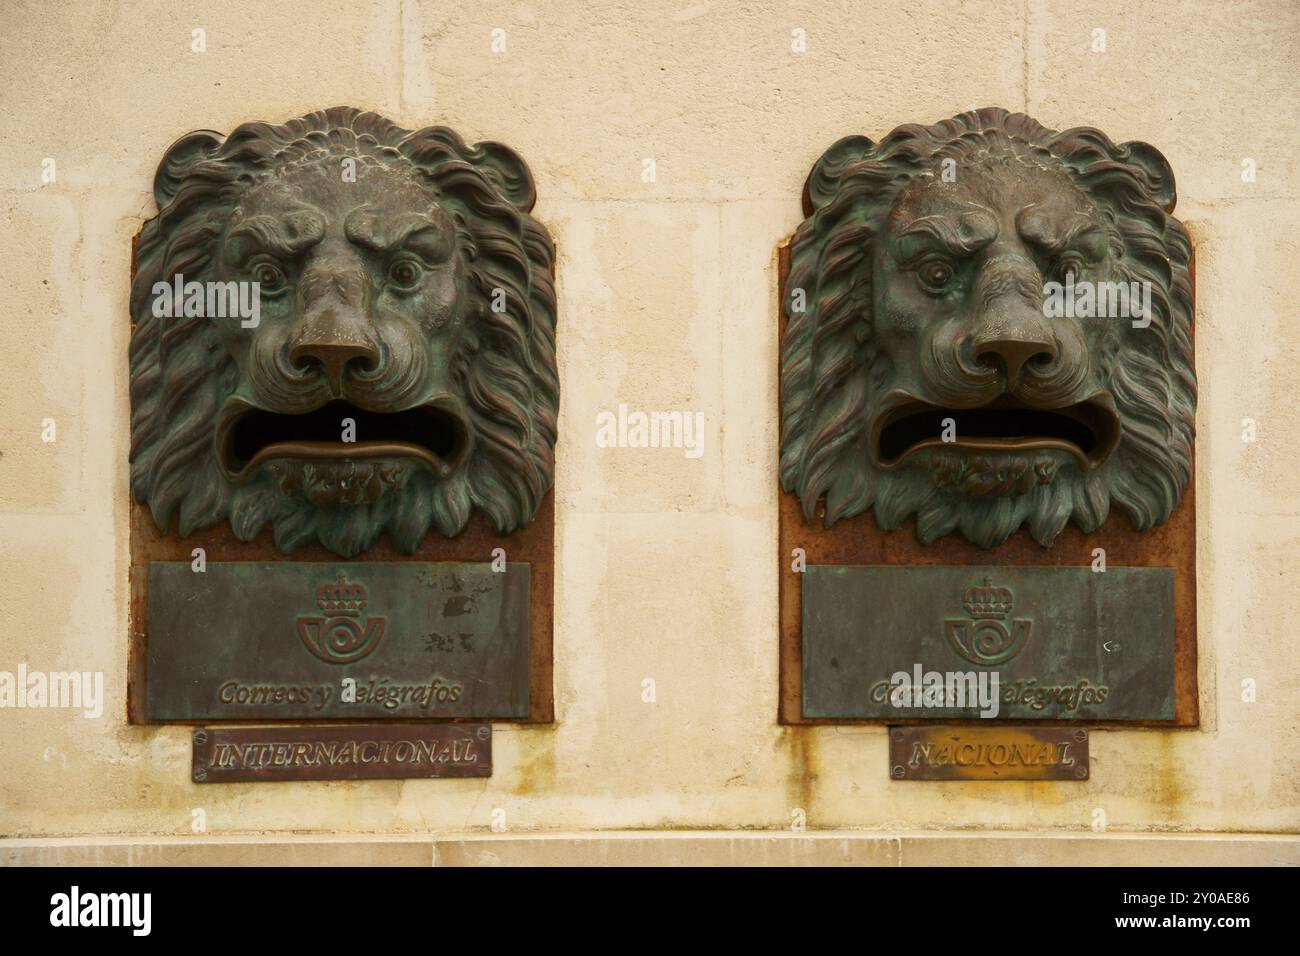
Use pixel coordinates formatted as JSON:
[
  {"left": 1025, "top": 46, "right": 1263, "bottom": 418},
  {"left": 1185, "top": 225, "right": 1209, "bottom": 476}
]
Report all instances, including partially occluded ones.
[
  {"left": 944, "top": 577, "right": 1030, "bottom": 667},
  {"left": 297, "top": 573, "right": 386, "bottom": 664}
]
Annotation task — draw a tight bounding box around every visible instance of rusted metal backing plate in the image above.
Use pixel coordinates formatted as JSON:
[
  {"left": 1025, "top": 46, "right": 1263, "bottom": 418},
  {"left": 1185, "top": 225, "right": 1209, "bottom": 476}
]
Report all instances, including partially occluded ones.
[
  {"left": 148, "top": 561, "right": 529, "bottom": 721},
  {"left": 803, "top": 565, "right": 1174, "bottom": 720},
  {"left": 192, "top": 723, "right": 491, "bottom": 783},
  {"left": 889, "top": 726, "right": 1089, "bottom": 781},
  {"left": 777, "top": 243, "right": 1199, "bottom": 727}
]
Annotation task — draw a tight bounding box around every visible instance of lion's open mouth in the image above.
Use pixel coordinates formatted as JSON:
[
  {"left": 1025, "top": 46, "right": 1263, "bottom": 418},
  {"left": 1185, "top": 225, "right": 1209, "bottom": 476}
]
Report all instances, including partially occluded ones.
[
  {"left": 216, "top": 398, "right": 471, "bottom": 481},
  {"left": 873, "top": 394, "right": 1120, "bottom": 469}
]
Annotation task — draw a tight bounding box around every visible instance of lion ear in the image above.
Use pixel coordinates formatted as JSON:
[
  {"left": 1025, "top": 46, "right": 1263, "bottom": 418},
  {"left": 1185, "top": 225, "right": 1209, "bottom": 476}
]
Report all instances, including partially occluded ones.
[
  {"left": 153, "top": 130, "right": 224, "bottom": 207},
  {"left": 1119, "top": 140, "right": 1177, "bottom": 213},
  {"left": 803, "top": 134, "right": 876, "bottom": 215},
  {"left": 471, "top": 140, "right": 538, "bottom": 213}
]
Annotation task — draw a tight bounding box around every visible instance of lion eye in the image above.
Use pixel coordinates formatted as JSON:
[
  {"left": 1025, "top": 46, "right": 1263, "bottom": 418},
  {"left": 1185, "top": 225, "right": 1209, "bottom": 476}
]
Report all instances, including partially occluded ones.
[
  {"left": 388, "top": 259, "right": 422, "bottom": 288},
  {"left": 917, "top": 260, "right": 955, "bottom": 292},
  {"left": 252, "top": 262, "right": 286, "bottom": 292}
]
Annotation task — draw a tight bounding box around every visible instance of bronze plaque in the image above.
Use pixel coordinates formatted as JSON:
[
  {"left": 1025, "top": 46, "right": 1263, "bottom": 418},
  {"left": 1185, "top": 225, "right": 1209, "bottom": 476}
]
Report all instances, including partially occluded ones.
[
  {"left": 803, "top": 565, "right": 1175, "bottom": 720},
  {"left": 192, "top": 724, "right": 491, "bottom": 783},
  {"left": 147, "top": 561, "right": 529, "bottom": 721},
  {"left": 890, "top": 727, "right": 1089, "bottom": 781}
]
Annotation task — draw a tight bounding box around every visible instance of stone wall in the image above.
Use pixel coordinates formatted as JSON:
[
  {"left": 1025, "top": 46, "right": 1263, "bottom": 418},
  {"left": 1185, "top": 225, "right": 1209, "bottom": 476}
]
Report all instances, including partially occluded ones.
[{"left": 1, "top": 0, "right": 1297, "bottom": 849}]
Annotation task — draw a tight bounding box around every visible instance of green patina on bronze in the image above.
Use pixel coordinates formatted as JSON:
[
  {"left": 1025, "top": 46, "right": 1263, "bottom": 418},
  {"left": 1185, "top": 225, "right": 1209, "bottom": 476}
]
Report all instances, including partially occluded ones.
[
  {"left": 130, "top": 108, "right": 558, "bottom": 557},
  {"left": 147, "top": 561, "right": 530, "bottom": 720},
  {"left": 781, "top": 108, "right": 1196, "bottom": 549},
  {"left": 802, "top": 564, "right": 1175, "bottom": 720}
]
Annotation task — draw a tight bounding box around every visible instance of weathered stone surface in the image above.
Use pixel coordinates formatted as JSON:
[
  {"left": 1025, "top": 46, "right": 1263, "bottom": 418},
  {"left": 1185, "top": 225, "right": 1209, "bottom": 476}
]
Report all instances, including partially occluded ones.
[{"left": 0, "top": 0, "right": 1296, "bottom": 842}]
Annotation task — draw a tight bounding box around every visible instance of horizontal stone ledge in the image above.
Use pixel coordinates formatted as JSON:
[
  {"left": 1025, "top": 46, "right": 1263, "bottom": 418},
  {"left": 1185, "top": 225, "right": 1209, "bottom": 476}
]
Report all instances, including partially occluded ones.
[{"left": 2, "top": 831, "right": 1296, "bottom": 867}]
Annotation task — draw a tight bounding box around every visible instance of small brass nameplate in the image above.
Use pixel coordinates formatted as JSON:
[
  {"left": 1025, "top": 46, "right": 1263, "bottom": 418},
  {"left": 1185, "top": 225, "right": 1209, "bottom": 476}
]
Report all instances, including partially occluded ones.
[
  {"left": 192, "top": 724, "right": 491, "bottom": 783},
  {"left": 889, "top": 726, "right": 1089, "bottom": 781}
]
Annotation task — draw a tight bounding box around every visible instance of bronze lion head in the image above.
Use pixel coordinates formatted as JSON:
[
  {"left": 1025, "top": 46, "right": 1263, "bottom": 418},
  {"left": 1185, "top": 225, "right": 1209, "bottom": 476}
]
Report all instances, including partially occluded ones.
[
  {"left": 781, "top": 108, "right": 1195, "bottom": 548},
  {"left": 130, "top": 107, "right": 558, "bottom": 557}
]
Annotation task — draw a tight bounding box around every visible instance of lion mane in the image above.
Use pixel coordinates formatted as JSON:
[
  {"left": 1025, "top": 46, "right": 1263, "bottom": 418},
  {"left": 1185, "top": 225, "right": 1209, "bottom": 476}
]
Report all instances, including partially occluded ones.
[
  {"left": 129, "top": 107, "right": 558, "bottom": 556},
  {"left": 780, "top": 108, "right": 1195, "bottom": 547}
]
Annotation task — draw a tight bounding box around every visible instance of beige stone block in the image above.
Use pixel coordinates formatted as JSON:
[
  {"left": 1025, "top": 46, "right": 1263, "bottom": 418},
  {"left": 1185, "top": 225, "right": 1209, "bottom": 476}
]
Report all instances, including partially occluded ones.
[
  {"left": 550, "top": 200, "right": 724, "bottom": 515},
  {"left": 73, "top": 189, "right": 142, "bottom": 527},
  {"left": 5, "top": 832, "right": 1296, "bottom": 867},
  {"left": 0, "top": 837, "right": 433, "bottom": 867},
  {"left": 719, "top": 201, "right": 791, "bottom": 516},
  {"left": 0, "top": 0, "right": 403, "bottom": 191},
  {"left": 500, "top": 509, "right": 787, "bottom": 829},
  {"left": 1027, "top": 0, "right": 1300, "bottom": 203},
  {"left": 1184, "top": 200, "right": 1300, "bottom": 519},
  {"left": 0, "top": 528, "right": 126, "bottom": 833},
  {"left": 549, "top": 198, "right": 796, "bottom": 520},
  {"left": 401, "top": 0, "right": 1027, "bottom": 201},
  {"left": 898, "top": 832, "right": 1300, "bottom": 867},
  {"left": 431, "top": 832, "right": 899, "bottom": 866},
  {"left": 0, "top": 194, "right": 84, "bottom": 513}
]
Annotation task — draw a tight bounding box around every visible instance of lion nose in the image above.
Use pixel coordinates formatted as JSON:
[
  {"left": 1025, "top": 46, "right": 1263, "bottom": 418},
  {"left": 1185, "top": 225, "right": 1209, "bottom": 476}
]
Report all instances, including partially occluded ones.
[
  {"left": 972, "top": 299, "right": 1058, "bottom": 384},
  {"left": 974, "top": 333, "right": 1057, "bottom": 383},
  {"left": 289, "top": 306, "right": 381, "bottom": 392}
]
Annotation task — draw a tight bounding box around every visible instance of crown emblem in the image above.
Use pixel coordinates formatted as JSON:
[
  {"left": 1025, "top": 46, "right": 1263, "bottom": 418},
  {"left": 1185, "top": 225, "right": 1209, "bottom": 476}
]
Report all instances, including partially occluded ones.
[
  {"left": 298, "top": 573, "right": 385, "bottom": 664},
  {"left": 945, "top": 575, "right": 1030, "bottom": 667},
  {"left": 315, "top": 573, "right": 367, "bottom": 617},
  {"left": 962, "top": 577, "right": 1014, "bottom": 620}
]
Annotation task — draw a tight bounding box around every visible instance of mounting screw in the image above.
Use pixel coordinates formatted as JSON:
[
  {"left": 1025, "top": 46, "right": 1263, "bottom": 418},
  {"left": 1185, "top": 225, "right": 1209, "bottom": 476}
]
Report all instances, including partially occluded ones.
[
  {"left": 1075, "top": 766, "right": 1088, "bottom": 779},
  {"left": 193, "top": 767, "right": 207, "bottom": 782},
  {"left": 193, "top": 730, "right": 208, "bottom": 746},
  {"left": 891, "top": 729, "right": 905, "bottom": 741},
  {"left": 478, "top": 726, "right": 490, "bottom": 740},
  {"left": 891, "top": 765, "right": 906, "bottom": 779},
  {"left": 1075, "top": 730, "right": 1087, "bottom": 742}
]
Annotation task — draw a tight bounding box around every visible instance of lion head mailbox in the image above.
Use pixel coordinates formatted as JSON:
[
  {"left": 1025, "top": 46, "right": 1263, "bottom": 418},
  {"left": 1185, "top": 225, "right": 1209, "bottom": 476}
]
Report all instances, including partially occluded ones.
[
  {"left": 131, "top": 109, "right": 556, "bottom": 733},
  {"left": 130, "top": 107, "right": 558, "bottom": 558},
  {"left": 781, "top": 110, "right": 1196, "bottom": 729},
  {"left": 781, "top": 108, "right": 1194, "bottom": 549}
]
